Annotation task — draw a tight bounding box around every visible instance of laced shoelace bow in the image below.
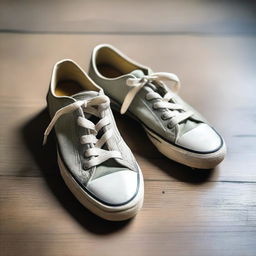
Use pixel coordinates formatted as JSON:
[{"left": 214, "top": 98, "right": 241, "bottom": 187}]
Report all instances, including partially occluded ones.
[
  {"left": 43, "top": 95, "right": 121, "bottom": 169},
  {"left": 121, "top": 72, "right": 193, "bottom": 128}
]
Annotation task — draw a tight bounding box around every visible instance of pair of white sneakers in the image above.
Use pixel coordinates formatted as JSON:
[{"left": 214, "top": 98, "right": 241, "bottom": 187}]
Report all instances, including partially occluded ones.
[{"left": 44, "top": 44, "right": 226, "bottom": 221}]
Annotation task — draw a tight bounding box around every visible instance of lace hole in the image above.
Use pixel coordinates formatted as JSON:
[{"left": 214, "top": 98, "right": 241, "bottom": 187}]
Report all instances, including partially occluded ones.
[
  {"left": 152, "top": 104, "right": 157, "bottom": 110},
  {"left": 83, "top": 164, "right": 90, "bottom": 171},
  {"left": 145, "top": 94, "right": 151, "bottom": 101},
  {"left": 161, "top": 114, "right": 167, "bottom": 120},
  {"left": 167, "top": 123, "right": 173, "bottom": 129}
]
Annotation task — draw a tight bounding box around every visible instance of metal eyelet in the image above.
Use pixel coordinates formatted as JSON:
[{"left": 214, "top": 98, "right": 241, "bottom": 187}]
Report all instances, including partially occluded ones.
[
  {"left": 83, "top": 164, "right": 88, "bottom": 170},
  {"left": 167, "top": 123, "right": 174, "bottom": 129},
  {"left": 161, "top": 114, "right": 167, "bottom": 120},
  {"left": 145, "top": 93, "right": 152, "bottom": 101},
  {"left": 152, "top": 104, "right": 158, "bottom": 110}
]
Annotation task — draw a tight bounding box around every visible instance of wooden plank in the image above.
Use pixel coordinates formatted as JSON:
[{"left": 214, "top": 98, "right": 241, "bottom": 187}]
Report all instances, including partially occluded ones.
[
  {"left": 1, "top": 177, "right": 256, "bottom": 256},
  {"left": 0, "top": 34, "right": 256, "bottom": 181},
  {"left": 0, "top": 1, "right": 256, "bottom": 34}
]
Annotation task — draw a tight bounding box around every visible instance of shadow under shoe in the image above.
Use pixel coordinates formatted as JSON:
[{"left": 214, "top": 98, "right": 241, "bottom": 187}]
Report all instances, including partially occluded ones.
[
  {"left": 113, "top": 111, "right": 216, "bottom": 184},
  {"left": 21, "top": 108, "right": 132, "bottom": 235}
]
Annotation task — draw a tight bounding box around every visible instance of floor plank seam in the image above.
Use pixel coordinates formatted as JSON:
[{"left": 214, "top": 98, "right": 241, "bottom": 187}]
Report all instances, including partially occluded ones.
[{"left": 1, "top": 175, "right": 256, "bottom": 184}]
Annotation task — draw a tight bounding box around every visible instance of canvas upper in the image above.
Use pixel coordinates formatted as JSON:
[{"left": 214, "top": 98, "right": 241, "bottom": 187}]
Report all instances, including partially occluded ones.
[
  {"left": 44, "top": 59, "right": 142, "bottom": 206},
  {"left": 89, "top": 44, "right": 224, "bottom": 154}
]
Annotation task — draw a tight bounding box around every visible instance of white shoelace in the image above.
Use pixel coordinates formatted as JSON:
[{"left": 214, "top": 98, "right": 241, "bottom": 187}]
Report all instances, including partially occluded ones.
[
  {"left": 43, "top": 95, "right": 121, "bottom": 169},
  {"left": 121, "top": 72, "right": 194, "bottom": 128}
]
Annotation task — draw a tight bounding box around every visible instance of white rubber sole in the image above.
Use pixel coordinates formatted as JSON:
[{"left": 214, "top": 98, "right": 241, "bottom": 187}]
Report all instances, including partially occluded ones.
[
  {"left": 57, "top": 152, "right": 144, "bottom": 221},
  {"left": 144, "top": 126, "right": 226, "bottom": 169}
]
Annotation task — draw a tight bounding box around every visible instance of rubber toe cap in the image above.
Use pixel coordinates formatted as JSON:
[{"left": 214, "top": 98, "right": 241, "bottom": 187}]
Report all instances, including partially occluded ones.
[
  {"left": 176, "top": 123, "right": 222, "bottom": 153},
  {"left": 87, "top": 170, "right": 138, "bottom": 206}
]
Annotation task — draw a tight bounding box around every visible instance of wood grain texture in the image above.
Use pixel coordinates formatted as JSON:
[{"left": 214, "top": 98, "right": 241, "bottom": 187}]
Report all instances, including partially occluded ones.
[
  {"left": 1, "top": 1, "right": 256, "bottom": 255},
  {"left": 1, "top": 178, "right": 256, "bottom": 256}
]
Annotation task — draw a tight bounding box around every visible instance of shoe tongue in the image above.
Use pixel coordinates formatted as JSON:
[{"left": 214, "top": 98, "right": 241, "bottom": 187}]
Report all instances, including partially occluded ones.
[
  {"left": 130, "top": 69, "right": 145, "bottom": 78},
  {"left": 72, "top": 91, "right": 99, "bottom": 101},
  {"left": 130, "top": 69, "right": 158, "bottom": 92}
]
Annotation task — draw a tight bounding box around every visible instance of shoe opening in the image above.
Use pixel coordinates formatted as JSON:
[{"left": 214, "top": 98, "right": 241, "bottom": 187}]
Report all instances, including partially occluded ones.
[
  {"left": 95, "top": 45, "right": 144, "bottom": 78},
  {"left": 53, "top": 60, "right": 98, "bottom": 96}
]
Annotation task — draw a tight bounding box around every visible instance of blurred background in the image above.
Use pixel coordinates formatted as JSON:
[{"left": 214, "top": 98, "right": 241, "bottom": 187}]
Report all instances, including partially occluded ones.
[{"left": 1, "top": 0, "right": 256, "bottom": 34}]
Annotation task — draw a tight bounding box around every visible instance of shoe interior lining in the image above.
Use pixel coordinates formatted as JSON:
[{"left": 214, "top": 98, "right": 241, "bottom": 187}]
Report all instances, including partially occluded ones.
[
  {"left": 97, "top": 64, "right": 123, "bottom": 78},
  {"left": 55, "top": 80, "right": 84, "bottom": 96},
  {"left": 96, "top": 47, "right": 140, "bottom": 78},
  {"left": 54, "top": 61, "right": 98, "bottom": 96}
]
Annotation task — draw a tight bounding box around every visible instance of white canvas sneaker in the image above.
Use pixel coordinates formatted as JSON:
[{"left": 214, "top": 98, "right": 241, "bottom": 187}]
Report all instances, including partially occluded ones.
[
  {"left": 89, "top": 44, "right": 226, "bottom": 169},
  {"left": 44, "top": 59, "right": 144, "bottom": 221}
]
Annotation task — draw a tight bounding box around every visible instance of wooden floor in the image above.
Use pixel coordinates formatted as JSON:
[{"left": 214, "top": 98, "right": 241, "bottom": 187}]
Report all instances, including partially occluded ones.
[{"left": 1, "top": 1, "right": 256, "bottom": 255}]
